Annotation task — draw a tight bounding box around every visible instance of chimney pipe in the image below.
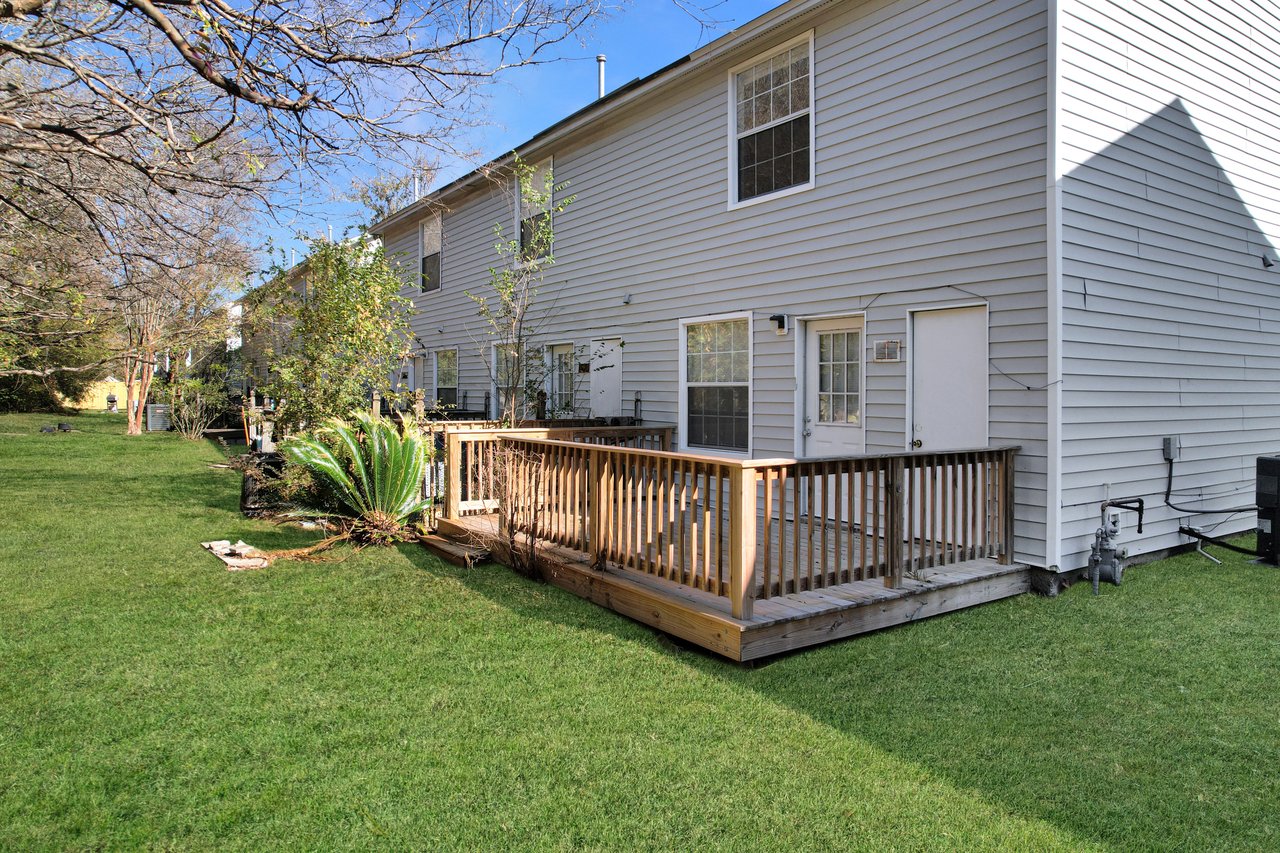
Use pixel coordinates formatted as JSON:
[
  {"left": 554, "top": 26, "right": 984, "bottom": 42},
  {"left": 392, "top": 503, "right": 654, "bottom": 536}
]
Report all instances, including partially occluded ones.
[{"left": 597, "top": 54, "right": 606, "bottom": 99}]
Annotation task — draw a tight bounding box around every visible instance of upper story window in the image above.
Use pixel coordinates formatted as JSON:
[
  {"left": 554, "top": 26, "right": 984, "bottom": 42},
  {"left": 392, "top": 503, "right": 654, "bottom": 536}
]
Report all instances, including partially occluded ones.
[
  {"left": 420, "top": 213, "right": 442, "bottom": 293},
  {"left": 518, "top": 159, "right": 552, "bottom": 263},
  {"left": 729, "top": 33, "right": 814, "bottom": 207},
  {"left": 682, "top": 316, "right": 751, "bottom": 452}
]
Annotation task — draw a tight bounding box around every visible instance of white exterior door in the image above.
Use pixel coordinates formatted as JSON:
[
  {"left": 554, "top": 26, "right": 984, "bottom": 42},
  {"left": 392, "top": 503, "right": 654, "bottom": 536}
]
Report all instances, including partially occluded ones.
[
  {"left": 911, "top": 306, "right": 989, "bottom": 451},
  {"left": 803, "top": 317, "right": 865, "bottom": 457},
  {"left": 590, "top": 338, "right": 623, "bottom": 418}
]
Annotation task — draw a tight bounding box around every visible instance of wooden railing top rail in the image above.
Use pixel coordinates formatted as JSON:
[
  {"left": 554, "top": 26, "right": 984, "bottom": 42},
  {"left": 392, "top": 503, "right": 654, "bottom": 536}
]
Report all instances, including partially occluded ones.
[
  {"left": 448, "top": 423, "right": 675, "bottom": 437},
  {"left": 497, "top": 436, "right": 1019, "bottom": 468}
]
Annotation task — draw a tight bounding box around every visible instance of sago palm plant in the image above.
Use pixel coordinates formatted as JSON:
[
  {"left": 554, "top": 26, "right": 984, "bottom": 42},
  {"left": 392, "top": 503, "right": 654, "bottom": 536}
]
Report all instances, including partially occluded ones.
[{"left": 283, "top": 412, "right": 432, "bottom": 546}]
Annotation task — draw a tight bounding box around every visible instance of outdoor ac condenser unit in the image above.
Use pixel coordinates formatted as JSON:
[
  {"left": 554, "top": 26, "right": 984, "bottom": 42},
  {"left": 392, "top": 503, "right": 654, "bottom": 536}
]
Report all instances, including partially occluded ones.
[{"left": 1257, "top": 455, "right": 1280, "bottom": 565}]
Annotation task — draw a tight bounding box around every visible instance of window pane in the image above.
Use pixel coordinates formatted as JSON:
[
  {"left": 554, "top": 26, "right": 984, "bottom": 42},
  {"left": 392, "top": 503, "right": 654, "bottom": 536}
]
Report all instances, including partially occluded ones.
[
  {"left": 791, "top": 78, "right": 809, "bottom": 112},
  {"left": 685, "top": 320, "right": 750, "bottom": 450},
  {"left": 520, "top": 211, "right": 550, "bottom": 261},
  {"left": 793, "top": 150, "right": 810, "bottom": 186},
  {"left": 847, "top": 394, "right": 860, "bottom": 424},
  {"left": 819, "top": 363, "right": 831, "bottom": 392},
  {"left": 420, "top": 252, "right": 440, "bottom": 292},
  {"left": 772, "top": 85, "right": 790, "bottom": 121},
  {"left": 437, "top": 351, "right": 457, "bottom": 386},
  {"left": 736, "top": 115, "right": 809, "bottom": 202}
]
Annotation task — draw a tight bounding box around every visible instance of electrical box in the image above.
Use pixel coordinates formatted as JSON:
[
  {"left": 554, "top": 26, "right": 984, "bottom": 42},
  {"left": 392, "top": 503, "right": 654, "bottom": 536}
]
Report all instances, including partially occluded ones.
[
  {"left": 1162, "top": 435, "right": 1181, "bottom": 461},
  {"left": 1257, "top": 455, "right": 1280, "bottom": 565}
]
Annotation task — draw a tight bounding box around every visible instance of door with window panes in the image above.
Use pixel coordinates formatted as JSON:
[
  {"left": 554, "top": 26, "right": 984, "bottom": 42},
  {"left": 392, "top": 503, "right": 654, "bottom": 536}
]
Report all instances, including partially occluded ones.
[{"left": 803, "top": 318, "right": 865, "bottom": 457}]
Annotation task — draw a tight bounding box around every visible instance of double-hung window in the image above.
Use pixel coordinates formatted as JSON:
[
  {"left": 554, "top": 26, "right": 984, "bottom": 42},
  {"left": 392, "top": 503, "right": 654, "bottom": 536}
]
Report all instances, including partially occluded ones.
[
  {"left": 518, "top": 159, "right": 552, "bottom": 263},
  {"left": 548, "top": 343, "right": 575, "bottom": 414},
  {"left": 433, "top": 349, "right": 457, "bottom": 407},
  {"left": 420, "top": 214, "right": 442, "bottom": 292},
  {"left": 730, "top": 34, "right": 813, "bottom": 205},
  {"left": 683, "top": 317, "right": 750, "bottom": 452}
]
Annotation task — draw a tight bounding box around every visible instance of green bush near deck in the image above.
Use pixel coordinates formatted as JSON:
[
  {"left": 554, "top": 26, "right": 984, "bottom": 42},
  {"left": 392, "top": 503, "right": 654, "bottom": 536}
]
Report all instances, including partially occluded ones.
[{"left": 0, "top": 412, "right": 1276, "bottom": 850}]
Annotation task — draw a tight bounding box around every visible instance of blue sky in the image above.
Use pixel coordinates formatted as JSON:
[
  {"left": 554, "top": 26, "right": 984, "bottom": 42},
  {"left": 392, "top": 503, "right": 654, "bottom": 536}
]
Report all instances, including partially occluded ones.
[{"left": 259, "top": 0, "right": 781, "bottom": 275}]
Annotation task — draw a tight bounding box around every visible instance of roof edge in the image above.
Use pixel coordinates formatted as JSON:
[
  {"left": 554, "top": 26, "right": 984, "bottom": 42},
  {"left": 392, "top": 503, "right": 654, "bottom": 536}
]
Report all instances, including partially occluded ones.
[{"left": 372, "top": 0, "right": 828, "bottom": 234}]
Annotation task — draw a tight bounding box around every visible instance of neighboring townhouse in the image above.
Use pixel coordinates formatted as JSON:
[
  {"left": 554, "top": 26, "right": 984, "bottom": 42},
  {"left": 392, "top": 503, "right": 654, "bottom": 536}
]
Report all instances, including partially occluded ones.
[{"left": 373, "top": 0, "right": 1280, "bottom": 579}]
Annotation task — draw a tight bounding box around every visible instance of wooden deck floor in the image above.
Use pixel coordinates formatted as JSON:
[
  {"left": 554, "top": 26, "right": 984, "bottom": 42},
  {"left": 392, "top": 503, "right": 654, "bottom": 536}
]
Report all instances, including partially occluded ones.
[{"left": 437, "top": 514, "right": 1030, "bottom": 661}]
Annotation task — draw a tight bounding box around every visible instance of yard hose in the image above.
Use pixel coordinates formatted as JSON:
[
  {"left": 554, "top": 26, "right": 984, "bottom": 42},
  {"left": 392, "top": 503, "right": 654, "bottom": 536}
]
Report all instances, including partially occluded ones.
[{"left": 1177, "top": 526, "right": 1256, "bottom": 556}]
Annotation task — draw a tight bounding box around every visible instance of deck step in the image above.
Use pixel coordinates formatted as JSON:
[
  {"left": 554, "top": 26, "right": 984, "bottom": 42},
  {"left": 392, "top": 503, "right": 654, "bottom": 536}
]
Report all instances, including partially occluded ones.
[{"left": 420, "top": 533, "right": 489, "bottom": 568}]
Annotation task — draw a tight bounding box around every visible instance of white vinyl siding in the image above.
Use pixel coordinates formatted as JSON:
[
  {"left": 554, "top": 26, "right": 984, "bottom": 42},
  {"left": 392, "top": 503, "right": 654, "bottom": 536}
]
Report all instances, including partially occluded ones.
[
  {"left": 381, "top": 0, "right": 1051, "bottom": 564},
  {"left": 1057, "top": 0, "right": 1280, "bottom": 569}
]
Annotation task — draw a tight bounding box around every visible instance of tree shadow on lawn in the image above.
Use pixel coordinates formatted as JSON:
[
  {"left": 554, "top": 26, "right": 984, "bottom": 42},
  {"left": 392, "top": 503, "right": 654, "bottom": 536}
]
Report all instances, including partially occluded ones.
[{"left": 421, "top": 544, "right": 1278, "bottom": 851}]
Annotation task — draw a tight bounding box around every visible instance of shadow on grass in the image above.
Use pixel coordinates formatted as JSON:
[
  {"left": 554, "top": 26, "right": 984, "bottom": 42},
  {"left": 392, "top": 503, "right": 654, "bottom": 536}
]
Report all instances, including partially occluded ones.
[{"left": 426, "top": 537, "right": 1278, "bottom": 850}]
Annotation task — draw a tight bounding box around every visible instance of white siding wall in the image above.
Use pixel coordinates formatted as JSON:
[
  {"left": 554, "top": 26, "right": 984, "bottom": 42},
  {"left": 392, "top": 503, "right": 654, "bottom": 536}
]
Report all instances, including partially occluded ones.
[
  {"left": 1058, "top": 0, "right": 1280, "bottom": 568},
  {"left": 386, "top": 0, "right": 1052, "bottom": 564}
]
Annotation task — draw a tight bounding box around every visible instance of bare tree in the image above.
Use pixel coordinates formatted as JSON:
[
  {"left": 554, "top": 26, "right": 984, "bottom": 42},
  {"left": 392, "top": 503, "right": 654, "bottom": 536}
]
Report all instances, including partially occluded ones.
[{"left": 0, "top": 0, "right": 611, "bottom": 214}]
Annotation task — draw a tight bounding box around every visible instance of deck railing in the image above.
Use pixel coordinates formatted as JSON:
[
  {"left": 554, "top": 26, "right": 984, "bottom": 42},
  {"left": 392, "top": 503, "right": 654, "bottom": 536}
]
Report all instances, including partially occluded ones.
[
  {"left": 435, "top": 425, "right": 674, "bottom": 520},
  {"left": 494, "top": 438, "right": 1017, "bottom": 620}
]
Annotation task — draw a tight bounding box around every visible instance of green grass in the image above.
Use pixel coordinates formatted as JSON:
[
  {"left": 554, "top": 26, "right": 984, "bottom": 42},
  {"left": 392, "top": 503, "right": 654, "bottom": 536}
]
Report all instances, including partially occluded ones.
[{"left": 1, "top": 412, "right": 1277, "bottom": 850}]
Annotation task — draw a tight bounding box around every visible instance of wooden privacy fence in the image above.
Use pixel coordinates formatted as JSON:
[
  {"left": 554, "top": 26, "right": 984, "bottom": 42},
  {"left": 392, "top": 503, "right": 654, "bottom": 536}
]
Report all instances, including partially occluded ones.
[
  {"left": 433, "top": 425, "right": 674, "bottom": 521},
  {"left": 495, "top": 438, "right": 1018, "bottom": 620}
]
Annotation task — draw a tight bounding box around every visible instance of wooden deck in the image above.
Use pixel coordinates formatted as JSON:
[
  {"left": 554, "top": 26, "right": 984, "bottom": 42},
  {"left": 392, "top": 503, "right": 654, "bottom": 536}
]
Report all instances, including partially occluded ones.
[
  {"left": 438, "top": 512, "right": 1029, "bottom": 661},
  {"left": 427, "top": 428, "right": 1025, "bottom": 661}
]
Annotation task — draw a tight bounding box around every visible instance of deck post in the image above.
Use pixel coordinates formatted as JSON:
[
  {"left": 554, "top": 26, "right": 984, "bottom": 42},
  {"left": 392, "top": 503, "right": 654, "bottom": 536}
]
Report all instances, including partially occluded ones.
[
  {"left": 884, "top": 457, "right": 905, "bottom": 588},
  {"left": 999, "top": 448, "right": 1016, "bottom": 564},
  {"left": 444, "top": 430, "right": 462, "bottom": 520},
  {"left": 589, "top": 450, "right": 605, "bottom": 568},
  {"left": 729, "top": 465, "right": 757, "bottom": 620}
]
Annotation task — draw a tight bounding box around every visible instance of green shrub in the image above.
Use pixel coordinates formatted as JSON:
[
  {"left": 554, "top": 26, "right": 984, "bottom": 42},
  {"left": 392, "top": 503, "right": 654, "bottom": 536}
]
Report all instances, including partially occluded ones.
[{"left": 282, "top": 412, "right": 431, "bottom": 545}]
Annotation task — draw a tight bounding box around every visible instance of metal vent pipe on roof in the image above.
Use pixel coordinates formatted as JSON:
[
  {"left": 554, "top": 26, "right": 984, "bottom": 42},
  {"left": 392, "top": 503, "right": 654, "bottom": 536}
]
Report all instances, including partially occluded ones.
[{"left": 597, "top": 54, "right": 606, "bottom": 99}]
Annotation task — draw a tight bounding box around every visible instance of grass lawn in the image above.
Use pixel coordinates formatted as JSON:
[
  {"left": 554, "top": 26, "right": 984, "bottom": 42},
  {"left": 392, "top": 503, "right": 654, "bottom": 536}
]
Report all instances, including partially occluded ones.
[{"left": 1, "top": 412, "right": 1277, "bottom": 850}]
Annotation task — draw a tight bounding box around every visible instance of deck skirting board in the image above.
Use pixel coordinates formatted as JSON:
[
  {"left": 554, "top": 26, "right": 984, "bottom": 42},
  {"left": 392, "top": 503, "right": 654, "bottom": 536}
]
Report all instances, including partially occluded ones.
[
  {"left": 739, "top": 569, "right": 1031, "bottom": 660},
  {"left": 538, "top": 551, "right": 746, "bottom": 659},
  {"left": 525, "top": 539, "right": 1029, "bottom": 661}
]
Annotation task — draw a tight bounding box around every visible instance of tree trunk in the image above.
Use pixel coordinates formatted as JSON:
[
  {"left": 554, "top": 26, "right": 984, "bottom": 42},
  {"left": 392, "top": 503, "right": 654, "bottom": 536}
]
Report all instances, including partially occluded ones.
[{"left": 125, "top": 354, "right": 154, "bottom": 435}]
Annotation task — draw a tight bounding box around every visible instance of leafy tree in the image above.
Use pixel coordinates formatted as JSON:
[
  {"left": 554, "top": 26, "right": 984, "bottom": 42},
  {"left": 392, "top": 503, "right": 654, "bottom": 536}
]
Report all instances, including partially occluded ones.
[{"left": 255, "top": 237, "right": 412, "bottom": 434}]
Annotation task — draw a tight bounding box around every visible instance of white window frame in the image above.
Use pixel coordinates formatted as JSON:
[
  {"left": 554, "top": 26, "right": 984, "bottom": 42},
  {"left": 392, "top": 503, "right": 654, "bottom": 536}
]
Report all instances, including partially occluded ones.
[
  {"left": 726, "top": 30, "right": 816, "bottom": 211},
  {"left": 514, "top": 157, "right": 554, "bottom": 264},
  {"left": 419, "top": 211, "right": 443, "bottom": 293},
  {"left": 432, "top": 348, "right": 458, "bottom": 407},
  {"left": 545, "top": 341, "right": 577, "bottom": 416},
  {"left": 678, "top": 312, "right": 754, "bottom": 456}
]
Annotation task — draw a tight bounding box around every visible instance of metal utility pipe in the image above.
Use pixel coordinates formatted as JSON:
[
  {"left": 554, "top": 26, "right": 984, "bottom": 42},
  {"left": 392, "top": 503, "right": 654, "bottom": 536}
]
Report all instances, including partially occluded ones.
[{"left": 597, "top": 55, "right": 606, "bottom": 99}]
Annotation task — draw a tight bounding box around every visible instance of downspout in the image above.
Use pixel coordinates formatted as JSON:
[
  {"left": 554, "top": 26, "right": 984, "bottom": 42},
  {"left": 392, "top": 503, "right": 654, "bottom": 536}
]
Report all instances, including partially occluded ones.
[{"left": 1045, "top": 0, "right": 1065, "bottom": 572}]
